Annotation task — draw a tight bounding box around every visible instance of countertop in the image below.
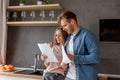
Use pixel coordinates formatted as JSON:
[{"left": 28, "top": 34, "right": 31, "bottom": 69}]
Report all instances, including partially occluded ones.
[
  {"left": 0, "top": 67, "right": 120, "bottom": 80},
  {"left": 0, "top": 67, "right": 43, "bottom": 79}
]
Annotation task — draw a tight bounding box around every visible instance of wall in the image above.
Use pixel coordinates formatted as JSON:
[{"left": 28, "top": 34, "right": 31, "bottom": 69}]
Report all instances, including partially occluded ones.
[
  {"left": 0, "top": 0, "right": 3, "bottom": 49},
  {"left": 6, "top": 0, "right": 120, "bottom": 74},
  {"left": 7, "top": 26, "right": 56, "bottom": 68}
]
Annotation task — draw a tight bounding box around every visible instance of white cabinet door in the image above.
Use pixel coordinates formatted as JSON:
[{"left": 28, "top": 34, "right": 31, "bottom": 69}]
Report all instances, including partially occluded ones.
[{"left": 0, "top": 75, "right": 38, "bottom": 80}]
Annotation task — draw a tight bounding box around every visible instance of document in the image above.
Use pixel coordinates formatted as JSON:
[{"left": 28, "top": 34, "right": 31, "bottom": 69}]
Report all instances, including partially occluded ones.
[
  {"left": 38, "top": 43, "right": 58, "bottom": 62},
  {"left": 61, "top": 46, "right": 71, "bottom": 64}
]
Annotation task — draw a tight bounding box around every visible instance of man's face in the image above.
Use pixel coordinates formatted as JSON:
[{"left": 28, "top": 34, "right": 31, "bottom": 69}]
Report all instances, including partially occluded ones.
[{"left": 61, "top": 18, "right": 74, "bottom": 35}]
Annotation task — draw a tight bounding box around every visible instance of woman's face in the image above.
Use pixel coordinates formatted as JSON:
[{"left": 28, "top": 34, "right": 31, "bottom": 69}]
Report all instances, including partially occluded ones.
[{"left": 55, "top": 30, "right": 64, "bottom": 45}]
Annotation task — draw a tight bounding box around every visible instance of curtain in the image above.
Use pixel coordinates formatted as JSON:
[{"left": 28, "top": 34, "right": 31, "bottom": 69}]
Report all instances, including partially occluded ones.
[{"left": 0, "top": 0, "right": 9, "bottom": 65}]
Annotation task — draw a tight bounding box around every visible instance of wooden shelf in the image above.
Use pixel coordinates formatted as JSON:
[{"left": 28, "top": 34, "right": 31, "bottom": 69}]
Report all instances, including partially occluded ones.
[
  {"left": 7, "top": 3, "right": 63, "bottom": 27},
  {"left": 7, "top": 21, "right": 59, "bottom": 27},
  {"left": 7, "top": 4, "right": 63, "bottom": 11}
]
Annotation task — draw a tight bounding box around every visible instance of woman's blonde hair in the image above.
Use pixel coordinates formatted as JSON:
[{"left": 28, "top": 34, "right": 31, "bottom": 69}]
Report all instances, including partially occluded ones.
[{"left": 53, "top": 27, "right": 68, "bottom": 45}]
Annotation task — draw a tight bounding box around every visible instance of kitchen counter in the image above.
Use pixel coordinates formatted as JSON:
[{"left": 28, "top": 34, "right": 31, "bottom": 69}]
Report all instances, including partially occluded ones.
[
  {"left": 0, "top": 67, "right": 42, "bottom": 80},
  {"left": 1, "top": 67, "right": 120, "bottom": 80},
  {"left": 98, "top": 73, "right": 120, "bottom": 80}
]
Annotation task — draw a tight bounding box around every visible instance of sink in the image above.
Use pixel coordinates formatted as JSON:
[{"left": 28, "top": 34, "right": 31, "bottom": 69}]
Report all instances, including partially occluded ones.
[
  {"left": 31, "top": 70, "right": 43, "bottom": 75},
  {"left": 14, "top": 70, "right": 43, "bottom": 75}
]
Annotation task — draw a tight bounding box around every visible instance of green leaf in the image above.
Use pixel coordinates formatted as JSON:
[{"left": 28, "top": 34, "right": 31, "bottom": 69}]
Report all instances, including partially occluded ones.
[{"left": 19, "top": 0, "right": 25, "bottom": 3}]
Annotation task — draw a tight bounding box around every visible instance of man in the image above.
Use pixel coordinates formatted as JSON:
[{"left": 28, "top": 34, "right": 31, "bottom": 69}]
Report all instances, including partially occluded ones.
[{"left": 57, "top": 10, "right": 100, "bottom": 80}]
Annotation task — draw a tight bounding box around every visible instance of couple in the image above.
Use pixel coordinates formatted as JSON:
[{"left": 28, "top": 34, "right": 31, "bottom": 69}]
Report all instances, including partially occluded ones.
[{"left": 41, "top": 10, "right": 100, "bottom": 80}]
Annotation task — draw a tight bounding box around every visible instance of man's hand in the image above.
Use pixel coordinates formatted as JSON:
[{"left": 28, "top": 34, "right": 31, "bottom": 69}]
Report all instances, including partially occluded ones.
[{"left": 67, "top": 53, "right": 74, "bottom": 62}]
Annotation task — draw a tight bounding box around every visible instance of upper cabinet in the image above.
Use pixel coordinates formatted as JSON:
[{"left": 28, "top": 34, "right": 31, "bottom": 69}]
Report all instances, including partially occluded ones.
[{"left": 7, "top": 4, "right": 63, "bottom": 27}]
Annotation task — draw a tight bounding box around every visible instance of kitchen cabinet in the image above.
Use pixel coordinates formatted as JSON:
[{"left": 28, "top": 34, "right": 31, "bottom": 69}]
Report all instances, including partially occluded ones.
[{"left": 7, "top": 4, "right": 63, "bottom": 27}]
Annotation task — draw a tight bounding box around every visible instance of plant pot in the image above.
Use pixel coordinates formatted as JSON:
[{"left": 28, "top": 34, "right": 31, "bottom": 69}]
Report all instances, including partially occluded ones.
[{"left": 19, "top": 3, "right": 24, "bottom": 6}]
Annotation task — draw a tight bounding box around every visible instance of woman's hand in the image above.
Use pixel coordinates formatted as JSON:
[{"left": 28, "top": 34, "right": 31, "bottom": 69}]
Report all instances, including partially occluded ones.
[
  {"left": 61, "top": 62, "right": 67, "bottom": 71},
  {"left": 49, "top": 42, "right": 54, "bottom": 48},
  {"left": 41, "top": 54, "right": 47, "bottom": 62},
  {"left": 41, "top": 54, "right": 50, "bottom": 67}
]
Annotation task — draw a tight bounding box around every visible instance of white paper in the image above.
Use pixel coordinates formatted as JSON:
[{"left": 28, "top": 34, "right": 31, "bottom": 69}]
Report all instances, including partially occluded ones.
[
  {"left": 38, "top": 43, "right": 58, "bottom": 62},
  {"left": 61, "top": 46, "right": 71, "bottom": 64}
]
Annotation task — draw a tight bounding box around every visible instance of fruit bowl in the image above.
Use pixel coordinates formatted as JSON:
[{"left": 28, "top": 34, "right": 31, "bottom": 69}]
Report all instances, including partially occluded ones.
[{"left": 0, "top": 64, "right": 14, "bottom": 72}]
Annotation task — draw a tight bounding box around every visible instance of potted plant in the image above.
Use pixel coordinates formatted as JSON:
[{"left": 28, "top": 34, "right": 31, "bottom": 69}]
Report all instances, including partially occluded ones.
[
  {"left": 39, "top": 0, "right": 49, "bottom": 4},
  {"left": 44, "top": 0, "right": 49, "bottom": 4},
  {"left": 19, "top": 0, "right": 25, "bottom": 6}
]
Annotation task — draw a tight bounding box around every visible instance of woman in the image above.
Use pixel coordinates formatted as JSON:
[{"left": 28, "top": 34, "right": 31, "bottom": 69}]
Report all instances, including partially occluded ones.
[{"left": 41, "top": 27, "right": 68, "bottom": 80}]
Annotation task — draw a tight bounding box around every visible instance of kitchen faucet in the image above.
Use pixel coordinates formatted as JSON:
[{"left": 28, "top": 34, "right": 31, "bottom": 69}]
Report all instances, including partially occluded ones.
[{"left": 32, "top": 53, "right": 40, "bottom": 72}]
